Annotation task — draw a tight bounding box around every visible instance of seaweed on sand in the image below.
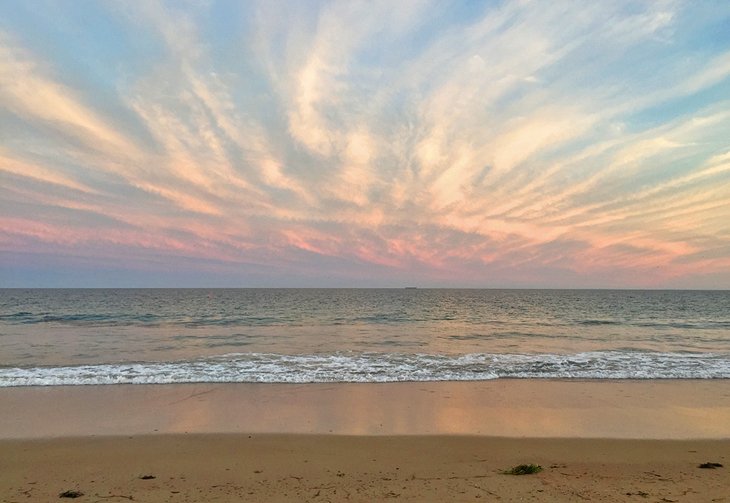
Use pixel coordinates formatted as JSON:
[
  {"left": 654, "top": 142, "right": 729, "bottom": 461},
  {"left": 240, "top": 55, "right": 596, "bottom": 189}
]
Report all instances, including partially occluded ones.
[
  {"left": 698, "top": 462, "right": 723, "bottom": 469},
  {"left": 59, "top": 489, "right": 84, "bottom": 498},
  {"left": 504, "top": 464, "right": 543, "bottom": 475}
]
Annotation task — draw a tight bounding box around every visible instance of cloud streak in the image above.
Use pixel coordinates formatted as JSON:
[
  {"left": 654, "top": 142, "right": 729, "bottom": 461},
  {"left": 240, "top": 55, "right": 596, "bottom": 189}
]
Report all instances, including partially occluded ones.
[{"left": 1, "top": 0, "right": 729, "bottom": 287}]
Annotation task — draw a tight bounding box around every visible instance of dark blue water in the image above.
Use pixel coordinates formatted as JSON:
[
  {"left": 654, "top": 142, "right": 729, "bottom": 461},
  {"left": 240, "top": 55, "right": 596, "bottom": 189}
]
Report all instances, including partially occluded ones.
[{"left": 0, "top": 289, "right": 728, "bottom": 385}]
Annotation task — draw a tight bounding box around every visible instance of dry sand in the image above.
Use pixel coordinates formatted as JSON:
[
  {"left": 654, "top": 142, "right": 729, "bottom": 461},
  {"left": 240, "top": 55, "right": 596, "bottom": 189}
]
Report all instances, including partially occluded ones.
[
  {"left": 1, "top": 380, "right": 729, "bottom": 502},
  {"left": 2, "top": 435, "right": 729, "bottom": 502}
]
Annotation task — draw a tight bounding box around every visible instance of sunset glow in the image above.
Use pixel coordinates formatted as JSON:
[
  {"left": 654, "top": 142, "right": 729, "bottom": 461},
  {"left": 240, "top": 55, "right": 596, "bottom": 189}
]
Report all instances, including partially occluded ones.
[{"left": 2, "top": 1, "right": 729, "bottom": 287}]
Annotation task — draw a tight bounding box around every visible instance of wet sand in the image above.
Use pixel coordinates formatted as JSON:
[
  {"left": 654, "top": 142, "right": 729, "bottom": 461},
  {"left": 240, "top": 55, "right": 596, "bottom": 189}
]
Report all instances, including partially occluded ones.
[
  {"left": 2, "top": 380, "right": 730, "bottom": 438},
  {"left": 1, "top": 380, "right": 729, "bottom": 502}
]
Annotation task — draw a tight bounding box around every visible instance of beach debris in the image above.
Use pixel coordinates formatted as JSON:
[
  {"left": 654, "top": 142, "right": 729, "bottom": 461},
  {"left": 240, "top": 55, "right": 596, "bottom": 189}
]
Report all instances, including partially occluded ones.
[
  {"left": 504, "top": 464, "right": 543, "bottom": 475},
  {"left": 698, "top": 462, "right": 723, "bottom": 469},
  {"left": 139, "top": 475, "right": 156, "bottom": 480},
  {"left": 59, "top": 489, "right": 84, "bottom": 498}
]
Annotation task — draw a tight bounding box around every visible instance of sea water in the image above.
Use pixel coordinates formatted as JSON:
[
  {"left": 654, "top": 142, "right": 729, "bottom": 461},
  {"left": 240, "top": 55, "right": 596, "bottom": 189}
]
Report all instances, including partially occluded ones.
[{"left": 0, "top": 289, "right": 728, "bottom": 386}]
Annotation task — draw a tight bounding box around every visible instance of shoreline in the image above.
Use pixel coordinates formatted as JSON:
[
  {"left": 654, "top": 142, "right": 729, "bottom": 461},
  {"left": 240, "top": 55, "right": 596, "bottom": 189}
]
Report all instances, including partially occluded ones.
[{"left": 2, "top": 379, "right": 729, "bottom": 439}]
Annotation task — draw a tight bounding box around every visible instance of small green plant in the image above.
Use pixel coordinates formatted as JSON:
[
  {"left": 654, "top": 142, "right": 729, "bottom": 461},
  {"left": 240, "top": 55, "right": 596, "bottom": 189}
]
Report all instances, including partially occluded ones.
[{"left": 505, "top": 464, "right": 543, "bottom": 475}]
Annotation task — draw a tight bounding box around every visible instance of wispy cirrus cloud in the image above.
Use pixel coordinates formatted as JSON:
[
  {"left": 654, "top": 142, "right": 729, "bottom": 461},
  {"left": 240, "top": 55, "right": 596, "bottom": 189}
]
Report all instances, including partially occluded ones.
[{"left": 1, "top": 0, "right": 729, "bottom": 287}]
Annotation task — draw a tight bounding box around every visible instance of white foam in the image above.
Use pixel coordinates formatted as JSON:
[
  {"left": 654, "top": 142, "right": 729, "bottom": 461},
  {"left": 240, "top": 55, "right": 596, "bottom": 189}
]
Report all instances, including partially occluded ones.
[{"left": 1, "top": 351, "right": 728, "bottom": 386}]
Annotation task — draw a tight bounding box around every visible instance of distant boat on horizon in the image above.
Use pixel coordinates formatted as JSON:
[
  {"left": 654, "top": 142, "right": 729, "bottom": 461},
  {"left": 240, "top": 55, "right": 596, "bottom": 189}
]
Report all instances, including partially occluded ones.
[{"left": 404, "top": 286, "right": 418, "bottom": 289}]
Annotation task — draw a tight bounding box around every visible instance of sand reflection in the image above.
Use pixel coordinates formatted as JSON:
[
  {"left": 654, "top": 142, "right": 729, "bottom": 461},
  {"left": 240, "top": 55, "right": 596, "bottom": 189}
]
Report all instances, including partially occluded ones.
[
  {"left": 1, "top": 380, "right": 729, "bottom": 439},
  {"left": 158, "top": 380, "right": 730, "bottom": 438}
]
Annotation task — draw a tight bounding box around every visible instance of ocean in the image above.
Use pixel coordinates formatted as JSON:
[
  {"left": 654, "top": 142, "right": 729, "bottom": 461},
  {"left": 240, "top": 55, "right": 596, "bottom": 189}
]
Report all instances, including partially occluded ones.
[{"left": 0, "top": 289, "right": 728, "bottom": 386}]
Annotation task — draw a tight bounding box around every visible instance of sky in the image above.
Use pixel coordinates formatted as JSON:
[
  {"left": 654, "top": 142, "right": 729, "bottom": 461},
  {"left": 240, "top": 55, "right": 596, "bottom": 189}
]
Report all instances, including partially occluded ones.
[{"left": 1, "top": 0, "right": 729, "bottom": 289}]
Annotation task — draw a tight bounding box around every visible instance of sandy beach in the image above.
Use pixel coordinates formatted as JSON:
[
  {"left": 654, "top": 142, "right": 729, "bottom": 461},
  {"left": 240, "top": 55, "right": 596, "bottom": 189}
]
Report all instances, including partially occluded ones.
[
  {"left": 2, "top": 380, "right": 729, "bottom": 502},
  {"left": 2, "top": 434, "right": 729, "bottom": 502}
]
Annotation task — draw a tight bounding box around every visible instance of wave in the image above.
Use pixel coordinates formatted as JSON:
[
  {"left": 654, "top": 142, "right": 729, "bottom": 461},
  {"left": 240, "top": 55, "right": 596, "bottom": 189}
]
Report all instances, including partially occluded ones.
[
  {"left": 1, "top": 351, "right": 728, "bottom": 386},
  {"left": 578, "top": 319, "right": 622, "bottom": 326},
  {"left": 5, "top": 310, "right": 728, "bottom": 332},
  {"left": 0, "top": 312, "right": 164, "bottom": 326}
]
